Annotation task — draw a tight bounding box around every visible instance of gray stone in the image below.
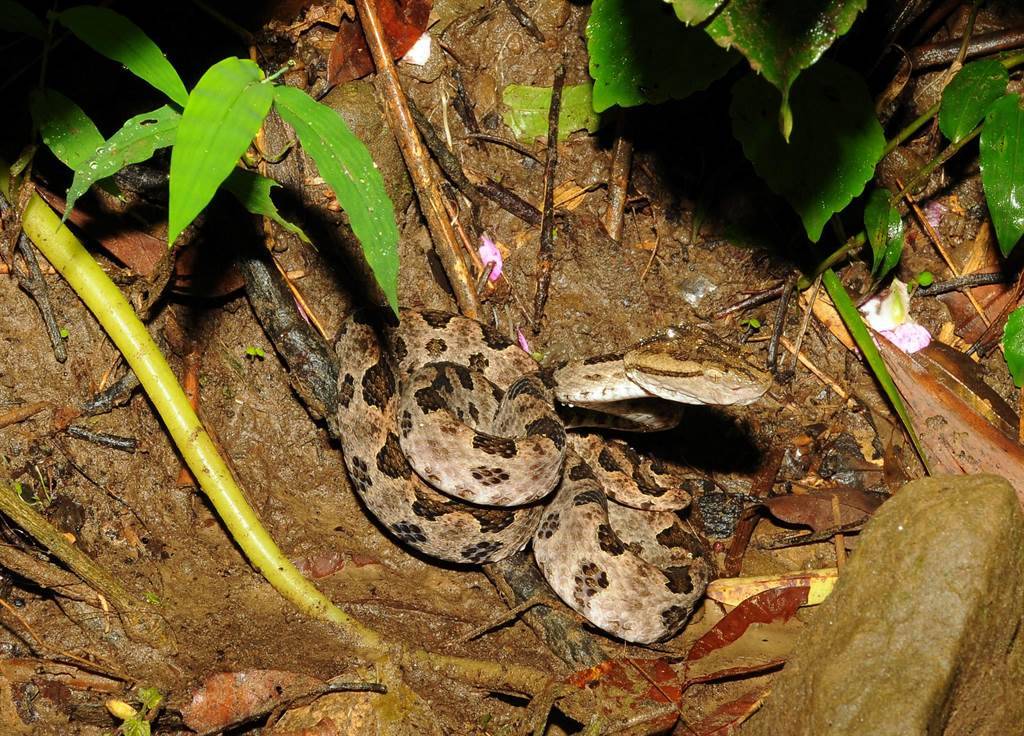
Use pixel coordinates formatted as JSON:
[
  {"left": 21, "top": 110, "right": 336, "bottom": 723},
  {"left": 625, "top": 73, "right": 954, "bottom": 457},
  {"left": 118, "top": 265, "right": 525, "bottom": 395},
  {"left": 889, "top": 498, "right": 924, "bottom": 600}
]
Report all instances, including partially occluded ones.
[{"left": 740, "top": 474, "right": 1024, "bottom": 736}]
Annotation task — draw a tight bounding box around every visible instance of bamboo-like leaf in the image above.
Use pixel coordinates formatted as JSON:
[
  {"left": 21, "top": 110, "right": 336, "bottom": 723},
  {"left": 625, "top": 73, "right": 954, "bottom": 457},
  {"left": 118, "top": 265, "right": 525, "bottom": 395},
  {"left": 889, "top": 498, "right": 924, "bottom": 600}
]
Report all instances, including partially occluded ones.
[
  {"left": 167, "top": 58, "right": 273, "bottom": 245},
  {"left": 821, "top": 269, "right": 929, "bottom": 470},
  {"left": 223, "top": 169, "right": 311, "bottom": 244},
  {"left": 65, "top": 106, "right": 179, "bottom": 219},
  {"left": 274, "top": 85, "right": 399, "bottom": 311},
  {"left": 29, "top": 88, "right": 104, "bottom": 169},
  {"left": 979, "top": 94, "right": 1024, "bottom": 256},
  {"left": 55, "top": 6, "right": 188, "bottom": 107},
  {"left": 863, "top": 188, "right": 904, "bottom": 278},
  {"left": 1003, "top": 306, "right": 1024, "bottom": 387},
  {"left": 0, "top": 0, "right": 46, "bottom": 39}
]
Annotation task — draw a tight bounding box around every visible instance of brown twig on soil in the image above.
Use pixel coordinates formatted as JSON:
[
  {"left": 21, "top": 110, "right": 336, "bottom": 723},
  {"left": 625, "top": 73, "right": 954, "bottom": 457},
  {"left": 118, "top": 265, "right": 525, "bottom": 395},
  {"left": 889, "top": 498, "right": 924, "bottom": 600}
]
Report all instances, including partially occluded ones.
[
  {"left": 475, "top": 177, "right": 542, "bottom": 226},
  {"left": 915, "top": 271, "right": 1007, "bottom": 296},
  {"left": 909, "top": 27, "right": 1024, "bottom": 69},
  {"left": 0, "top": 468, "right": 173, "bottom": 651},
  {"left": 604, "top": 111, "right": 633, "bottom": 242},
  {"left": 463, "top": 132, "right": 542, "bottom": 163},
  {"left": 66, "top": 425, "right": 138, "bottom": 452},
  {"left": 500, "top": 0, "right": 546, "bottom": 42},
  {"left": 779, "top": 336, "right": 848, "bottom": 399},
  {"left": 81, "top": 370, "right": 140, "bottom": 415},
  {"left": 713, "top": 283, "right": 787, "bottom": 320},
  {"left": 407, "top": 100, "right": 486, "bottom": 212},
  {"left": 786, "top": 275, "right": 821, "bottom": 377},
  {"left": 354, "top": 0, "right": 481, "bottom": 318},
  {"left": 13, "top": 232, "right": 67, "bottom": 363},
  {"left": 531, "top": 63, "right": 566, "bottom": 332},
  {"left": 177, "top": 351, "right": 200, "bottom": 486},
  {"left": 767, "top": 275, "right": 795, "bottom": 373},
  {"left": 0, "top": 401, "right": 48, "bottom": 429},
  {"left": 723, "top": 448, "right": 784, "bottom": 577},
  {"left": 450, "top": 67, "right": 481, "bottom": 139}
]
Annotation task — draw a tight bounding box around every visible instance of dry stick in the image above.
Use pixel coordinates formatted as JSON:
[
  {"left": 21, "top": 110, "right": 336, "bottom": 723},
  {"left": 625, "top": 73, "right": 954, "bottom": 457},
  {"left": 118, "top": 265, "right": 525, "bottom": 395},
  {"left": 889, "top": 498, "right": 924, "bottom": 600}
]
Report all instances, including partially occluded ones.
[
  {"left": 354, "top": 0, "right": 480, "bottom": 318},
  {"left": 501, "top": 0, "right": 546, "bottom": 42},
  {"left": 916, "top": 271, "right": 1006, "bottom": 296},
  {"left": 0, "top": 401, "right": 47, "bottom": 429},
  {"left": 14, "top": 232, "right": 66, "bottom": 363},
  {"left": 532, "top": 63, "right": 566, "bottom": 332},
  {"left": 767, "top": 275, "right": 795, "bottom": 372},
  {"left": 407, "top": 101, "right": 486, "bottom": 212},
  {"left": 66, "top": 425, "right": 138, "bottom": 452},
  {"left": 463, "top": 133, "right": 542, "bottom": 163},
  {"left": 604, "top": 111, "right": 633, "bottom": 242},
  {"left": 909, "top": 27, "right": 1024, "bottom": 69},
  {"left": 787, "top": 275, "right": 821, "bottom": 377},
  {"left": 713, "top": 282, "right": 787, "bottom": 319},
  {"left": 449, "top": 68, "right": 481, "bottom": 140},
  {"left": 779, "top": 336, "right": 849, "bottom": 399},
  {"left": 0, "top": 474, "right": 172, "bottom": 651},
  {"left": 476, "top": 178, "right": 542, "bottom": 226}
]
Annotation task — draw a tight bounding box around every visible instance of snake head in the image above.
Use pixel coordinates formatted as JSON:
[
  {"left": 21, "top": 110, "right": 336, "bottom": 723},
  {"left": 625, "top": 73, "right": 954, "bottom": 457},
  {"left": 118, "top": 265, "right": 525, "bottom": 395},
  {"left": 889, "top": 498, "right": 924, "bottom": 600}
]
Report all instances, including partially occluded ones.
[{"left": 624, "top": 325, "right": 771, "bottom": 406}]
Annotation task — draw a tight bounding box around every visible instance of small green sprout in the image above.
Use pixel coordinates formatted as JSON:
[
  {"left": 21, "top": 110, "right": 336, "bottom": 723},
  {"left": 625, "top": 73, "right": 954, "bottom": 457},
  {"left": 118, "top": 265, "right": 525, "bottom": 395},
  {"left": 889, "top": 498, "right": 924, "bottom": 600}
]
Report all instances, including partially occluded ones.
[
  {"left": 741, "top": 317, "right": 762, "bottom": 331},
  {"left": 143, "top": 591, "right": 161, "bottom": 605},
  {"left": 916, "top": 271, "right": 934, "bottom": 287},
  {"left": 59, "top": 327, "right": 69, "bottom": 339},
  {"left": 244, "top": 345, "right": 265, "bottom": 360}
]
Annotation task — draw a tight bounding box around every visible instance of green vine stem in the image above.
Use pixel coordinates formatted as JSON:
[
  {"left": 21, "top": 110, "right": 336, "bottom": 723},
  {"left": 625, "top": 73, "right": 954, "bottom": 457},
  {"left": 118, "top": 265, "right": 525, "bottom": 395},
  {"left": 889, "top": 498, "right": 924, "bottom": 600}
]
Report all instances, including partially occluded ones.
[{"left": 2, "top": 168, "right": 551, "bottom": 697}]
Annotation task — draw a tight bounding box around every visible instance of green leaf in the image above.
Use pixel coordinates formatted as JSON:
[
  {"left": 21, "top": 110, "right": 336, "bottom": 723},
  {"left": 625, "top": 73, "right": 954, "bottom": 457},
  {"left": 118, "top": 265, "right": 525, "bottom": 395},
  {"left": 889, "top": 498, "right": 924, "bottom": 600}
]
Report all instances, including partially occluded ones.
[
  {"left": 939, "top": 60, "right": 1008, "bottom": 143},
  {"left": 821, "top": 269, "right": 928, "bottom": 469},
  {"left": 705, "top": 0, "right": 867, "bottom": 138},
  {"left": 665, "top": 0, "right": 725, "bottom": 24},
  {"left": 167, "top": 57, "right": 273, "bottom": 245},
  {"left": 1003, "top": 306, "right": 1024, "bottom": 387},
  {"left": 65, "top": 106, "right": 180, "bottom": 219},
  {"left": 731, "top": 61, "right": 884, "bottom": 242},
  {"left": 222, "top": 169, "right": 311, "bottom": 243},
  {"left": 864, "top": 188, "right": 904, "bottom": 278},
  {"left": 55, "top": 6, "right": 188, "bottom": 107},
  {"left": 587, "top": 0, "right": 737, "bottom": 112},
  {"left": 29, "top": 88, "right": 104, "bottom": 169},
  {"left": 979, "top": 94, "right": 1024, "bottom": 257},
  {"left": 501, "top": 84, "right": 602, "bottom": 142},
  {"left": 0, "top": 0, "right": 46, "bottom": 39},
  {"left": 274, "top": 85, "right": 399, "bottom": 312}
]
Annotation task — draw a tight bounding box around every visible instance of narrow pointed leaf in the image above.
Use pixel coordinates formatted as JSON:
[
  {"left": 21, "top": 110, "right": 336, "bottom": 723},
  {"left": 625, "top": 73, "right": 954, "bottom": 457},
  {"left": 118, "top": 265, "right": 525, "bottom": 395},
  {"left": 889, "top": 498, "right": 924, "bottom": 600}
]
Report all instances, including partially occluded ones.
[
  {"left": 0, "top": 0, "right": 46, "bottom": 39},
  {"left": 979, "top": 94, "right": 1024, "bottom": 256},
  {"left": 704, "top": 0, "right": 867, "bottom": 138},
  {"left": 65, "top": 106, "right": 179, "bottom": 219},
  {"left": 587, "top": 0, "right": 737, "bottom": 112},
  {"left": 29, "top": 88, "right": 104, "bottom": 169},
  {"left": 939, "top": 60, "right": 1008, "bottom": 143},
  {"left": 56, "top": 6, "right": 188, "bottom": 106},
  {"left": 167, "top": 58, "right": 273, "bottom": 245},
  {"left": 223, "top": 169, "right": 311, "bottom": 244},
  {"left": 864, "top": 188, "right": 904, "bottom": 278},
  {"left": 731, "top": 61, "right": 884, "bottom": 242},
  {"left": 274, "top": 85, "right": 398, "bottom": 311}
]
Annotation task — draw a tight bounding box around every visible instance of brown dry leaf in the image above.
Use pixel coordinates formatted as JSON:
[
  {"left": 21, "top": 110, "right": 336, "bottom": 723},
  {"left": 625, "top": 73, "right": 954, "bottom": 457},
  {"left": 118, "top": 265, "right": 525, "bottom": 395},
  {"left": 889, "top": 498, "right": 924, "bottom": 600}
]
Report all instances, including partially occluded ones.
[
  {"left": 706, "top": 569, "right": 838, "bottom": 607},
  {"left": 181, "top": 670, "right": 328, "bottom": 734},
  {"left": 688, "top": 683, "right": 772, "bottom": 736},
  {"left": 327, "top": 0, "right": 432, "bottom": 87},
  {"left": 558, "top": 658, "right": 681, "bottom": 734},
  {"left": 552, "top": 181, "right": 593, "bottom": 211},
  {"left": 762, "top": 488, "right": 883, "bottom": 531},
  {"left": 687, "top": 586, "right": 809, "bottom": 662},
  {"left": 876, "top": 333, "right": 1024, "bottom": 502}
]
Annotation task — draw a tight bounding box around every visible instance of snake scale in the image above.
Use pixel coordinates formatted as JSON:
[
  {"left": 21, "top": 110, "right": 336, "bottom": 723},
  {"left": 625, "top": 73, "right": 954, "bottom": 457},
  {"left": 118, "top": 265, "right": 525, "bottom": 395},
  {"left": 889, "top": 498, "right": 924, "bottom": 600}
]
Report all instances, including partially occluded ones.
[{"left": 334, "top": 309, "right": 770, "bottom": 643}]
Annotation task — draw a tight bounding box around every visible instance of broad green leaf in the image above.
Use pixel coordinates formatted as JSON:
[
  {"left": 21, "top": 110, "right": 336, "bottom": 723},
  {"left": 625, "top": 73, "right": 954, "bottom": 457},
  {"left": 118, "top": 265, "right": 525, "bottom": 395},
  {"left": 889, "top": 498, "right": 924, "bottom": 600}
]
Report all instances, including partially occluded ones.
[
  {"left": 587, "top": 0, "right": 737, "bottom": 112},
  {"left": 29, "top": 88, "right": 104, "bottom": 169},
  {"left": 665, "top": 0, "right": 725, "bottom": 24},
  {"left": 56, "top": 6, "right": 188, "bottom": 107},
  {"left": 65, "top": 106, "right": 180, "bottom": 219},
  {"left": 1003, "top": 306, "right": 1024, "bottom": 387},
  {"left": 979, "top": 94, "right": 1024, "bottom": 256},
  {"left": 731, "top": 61, "right": 884, "bottom": 242},
  {"left": 223, "top": 168, "right": 311, "bottom": 244},
  {"left": 274, "top": 85, "right": 399, "bottom": 311},
  {"left": 864, "top": 188, "right": 904, "bottom": 278},
  {"left": 939, "top": 60, "right": 1008, "bottom": 143},
  {"left": 501, "top": 84, "right": 602, "bottom": 142},
  {"left": 821, "top": 269, "right": 928, "bottom": 469},
  {"left": 705, "top": 0, "right": 867, "bottom": 138},
  {"left": 0, "top": 0, "right": 46, "bottom": 38},
  {"left": 168, "top": 58, "right": 273, "bottom": 245}
]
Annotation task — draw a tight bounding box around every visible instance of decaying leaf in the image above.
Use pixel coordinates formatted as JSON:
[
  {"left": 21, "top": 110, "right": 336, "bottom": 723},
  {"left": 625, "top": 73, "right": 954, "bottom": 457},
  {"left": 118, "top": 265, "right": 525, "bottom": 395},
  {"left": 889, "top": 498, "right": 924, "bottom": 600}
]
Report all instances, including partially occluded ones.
[{"left": 327, "top": 0, "right": 432, "bottom": 87}]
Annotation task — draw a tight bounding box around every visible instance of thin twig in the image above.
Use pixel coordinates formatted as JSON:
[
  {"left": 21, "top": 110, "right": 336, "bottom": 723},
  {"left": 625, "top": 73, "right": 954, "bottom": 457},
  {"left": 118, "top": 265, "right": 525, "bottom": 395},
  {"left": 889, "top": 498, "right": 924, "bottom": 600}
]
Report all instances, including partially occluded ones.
[
  {"left": 788, "top": 275, "right": 821, "bottom": 376},
  {"left": 604, "top": 111, "right": 632, "bottom": 242},
  {"left": 0, "top": 402, "right": 48, "bottom": 430},
  {"left": 354, "top": 0, "right": 481, "bottom": 318},
  {"left": 501, "top": 0, "right": 546, "bottom": 42},
  {"left": 462, "top": 133, "right": 542, "bottom": 163},
  {"left": 909, "top": 27, "right": 1024, "bottom": 69},
  {"left": 713, "top": 283, "right": 787, "bottom": 319},
  {"left": 915, "top": 271, "right": 1007, "bottom": 296},
  {"left": 449, "top": 67, "right": 480, "bottom": 138},
  {"left": 767, "top": 275, "right": 795, "bottom": 372},
  {"left": 408, "top": 101, "right": 486, "bottom": 210},
  {"left": 66, "top": 425, "right": 138, "bottom": 452},
  {"left": 475, "top": 178, "right": 542, "bottom": 226},
  {"left": 14, "top": 232, "right": 66, "bottom": 363},
  {"left": 531, "top": 63, "right": 566, "bottom": 332}
]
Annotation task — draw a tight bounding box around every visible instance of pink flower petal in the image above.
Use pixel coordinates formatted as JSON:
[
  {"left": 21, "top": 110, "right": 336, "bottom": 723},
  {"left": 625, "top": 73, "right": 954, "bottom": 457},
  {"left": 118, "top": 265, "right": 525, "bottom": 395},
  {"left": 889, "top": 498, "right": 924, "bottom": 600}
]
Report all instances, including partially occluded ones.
[
  {"left": 516, "top": 327, "right": 530, "bottom": 353},
  {"left": 880, "top": 323, "right": 931, "bottom": 354},
  {"left": 478, "top": 234, "right": 503, "bottom": 281}
]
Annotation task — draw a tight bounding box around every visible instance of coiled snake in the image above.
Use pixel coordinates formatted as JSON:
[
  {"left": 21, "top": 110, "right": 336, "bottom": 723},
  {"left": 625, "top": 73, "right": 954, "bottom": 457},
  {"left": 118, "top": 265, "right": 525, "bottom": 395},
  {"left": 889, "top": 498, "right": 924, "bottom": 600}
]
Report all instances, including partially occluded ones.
[{"left": 335, "top": 310, "right": 769, "bottom": 643}]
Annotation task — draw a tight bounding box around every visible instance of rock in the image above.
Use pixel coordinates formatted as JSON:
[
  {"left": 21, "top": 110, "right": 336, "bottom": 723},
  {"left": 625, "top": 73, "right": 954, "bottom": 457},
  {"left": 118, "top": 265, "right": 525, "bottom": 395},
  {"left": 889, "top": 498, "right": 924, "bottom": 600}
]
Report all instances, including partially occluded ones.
[{"left": 740, "top": 474, "right": 1024, "bottom": 736}]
